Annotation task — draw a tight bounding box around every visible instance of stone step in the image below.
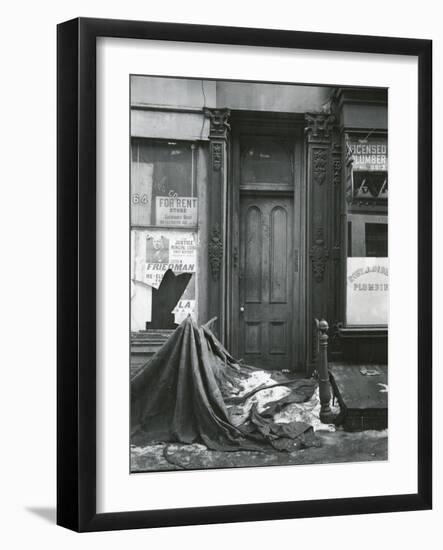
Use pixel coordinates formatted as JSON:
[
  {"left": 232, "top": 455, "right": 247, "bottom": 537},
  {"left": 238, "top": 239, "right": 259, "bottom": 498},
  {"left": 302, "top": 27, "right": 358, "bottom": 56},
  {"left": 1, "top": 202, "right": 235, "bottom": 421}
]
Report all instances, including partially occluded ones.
[{"left": 329, "top": 363, "right": 388, "bottom": 431}]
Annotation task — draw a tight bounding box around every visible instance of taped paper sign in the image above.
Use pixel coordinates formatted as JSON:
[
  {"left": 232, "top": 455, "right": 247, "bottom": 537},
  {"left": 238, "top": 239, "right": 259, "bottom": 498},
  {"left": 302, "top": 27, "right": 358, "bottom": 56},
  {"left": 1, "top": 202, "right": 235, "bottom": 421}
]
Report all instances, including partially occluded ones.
[
  {"left": 156, "top": 196, "right": 198, "bottom": 227},
  {"left": 346, "top": 257, "right": 388, "bottom": 325}
]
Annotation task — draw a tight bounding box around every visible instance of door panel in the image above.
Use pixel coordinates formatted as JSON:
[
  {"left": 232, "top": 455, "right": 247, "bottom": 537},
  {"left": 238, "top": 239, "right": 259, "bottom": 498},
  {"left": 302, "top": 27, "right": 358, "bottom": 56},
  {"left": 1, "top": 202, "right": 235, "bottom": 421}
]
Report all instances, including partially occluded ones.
[
  {"left": 244, "top": 206, "right": 262, "bottom": 303},
  {"left": 270, "top": 206, "right": 288, "bottom": 303},
  {"left": 239, "top": 196, "right": 294, "bottom": 369}
]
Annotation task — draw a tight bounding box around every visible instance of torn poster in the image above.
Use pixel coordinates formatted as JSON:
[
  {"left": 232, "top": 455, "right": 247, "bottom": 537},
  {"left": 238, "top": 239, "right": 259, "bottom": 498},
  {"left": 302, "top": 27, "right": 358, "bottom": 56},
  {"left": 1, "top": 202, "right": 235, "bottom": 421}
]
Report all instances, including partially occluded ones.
[
  {"left": 172, "top": 274, "right": 196, "bottom": 324},
  {"left": 132, "top": 229, "right": 198, "bottom": 289}
]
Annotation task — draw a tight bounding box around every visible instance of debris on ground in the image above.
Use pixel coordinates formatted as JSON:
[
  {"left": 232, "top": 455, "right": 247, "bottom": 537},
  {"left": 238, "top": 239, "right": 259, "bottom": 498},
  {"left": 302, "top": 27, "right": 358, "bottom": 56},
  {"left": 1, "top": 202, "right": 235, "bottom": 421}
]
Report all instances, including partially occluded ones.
[
  {"left": 130, "top": 317, "right": 387, "bottom": 472},
  {"left": 131, "top": 316, "right": 320, "bottom": 454}
]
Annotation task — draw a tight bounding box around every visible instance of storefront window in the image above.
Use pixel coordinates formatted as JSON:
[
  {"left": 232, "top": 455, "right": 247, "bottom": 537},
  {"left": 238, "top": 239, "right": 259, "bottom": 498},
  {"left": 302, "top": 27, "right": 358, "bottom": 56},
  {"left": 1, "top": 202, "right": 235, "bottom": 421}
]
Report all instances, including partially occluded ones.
[
  {"left": 131, "top": 139, "right": 198, "bottom": 227},
  {"left": 345, "top": 134, "right": 388, "bottom": 326},
  {"left": 130, "top": 139, "right": 199, "bottom": 331}
]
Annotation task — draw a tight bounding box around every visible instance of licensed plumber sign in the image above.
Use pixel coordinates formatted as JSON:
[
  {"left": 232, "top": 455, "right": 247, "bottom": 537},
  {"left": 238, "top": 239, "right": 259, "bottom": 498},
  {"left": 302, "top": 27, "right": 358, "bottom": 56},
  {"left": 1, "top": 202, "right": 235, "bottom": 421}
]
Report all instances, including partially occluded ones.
[
  {"left": 156, "top": 196, "right": 198, "bottom": 227},
  {"left": 348, "top": 137, "right": 388, "bottom": 171},
  {"left": 346, "top": 257, "right": 388, "bottom": 325}
]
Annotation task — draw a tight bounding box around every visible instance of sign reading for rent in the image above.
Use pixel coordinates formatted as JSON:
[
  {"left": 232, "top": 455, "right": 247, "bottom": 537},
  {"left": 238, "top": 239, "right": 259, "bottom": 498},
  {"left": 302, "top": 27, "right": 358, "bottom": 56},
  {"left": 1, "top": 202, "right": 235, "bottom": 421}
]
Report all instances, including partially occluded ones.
[{"left": 156, "top": 196, "right": 198, "bottom": 227}]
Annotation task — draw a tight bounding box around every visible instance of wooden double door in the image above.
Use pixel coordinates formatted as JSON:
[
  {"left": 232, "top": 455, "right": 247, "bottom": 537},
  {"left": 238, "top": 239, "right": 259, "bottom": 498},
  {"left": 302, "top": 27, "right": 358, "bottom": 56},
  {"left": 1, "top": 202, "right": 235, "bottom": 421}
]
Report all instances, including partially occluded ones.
[{"left": 238, "top": 194, "right": 296, "bottom": 370}]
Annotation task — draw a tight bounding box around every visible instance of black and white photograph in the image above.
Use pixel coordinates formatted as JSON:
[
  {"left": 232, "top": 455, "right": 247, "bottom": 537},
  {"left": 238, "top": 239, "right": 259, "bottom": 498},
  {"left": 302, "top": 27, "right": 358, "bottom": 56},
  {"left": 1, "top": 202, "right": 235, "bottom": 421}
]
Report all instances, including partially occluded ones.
[
  {"left": 0, "top": 0, "right": 437, "bottom": 542},
  {"left": 129, "top": 76, "right": 389, "bottom": 473}
]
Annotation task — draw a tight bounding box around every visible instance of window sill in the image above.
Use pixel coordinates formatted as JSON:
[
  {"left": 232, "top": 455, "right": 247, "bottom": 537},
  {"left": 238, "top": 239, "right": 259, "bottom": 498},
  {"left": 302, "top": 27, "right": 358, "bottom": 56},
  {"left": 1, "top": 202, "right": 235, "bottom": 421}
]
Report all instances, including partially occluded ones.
[{"left": 339, "top": 326, "right": 388, "bottom": 338}]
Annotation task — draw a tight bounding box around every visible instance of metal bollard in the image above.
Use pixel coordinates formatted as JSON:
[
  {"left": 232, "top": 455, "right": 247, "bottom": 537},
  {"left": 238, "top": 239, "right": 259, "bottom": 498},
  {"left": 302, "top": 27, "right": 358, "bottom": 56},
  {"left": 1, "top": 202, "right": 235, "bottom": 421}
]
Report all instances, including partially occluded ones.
[{"left": 318, "top": 319, "right": 335, "bottom": 424}]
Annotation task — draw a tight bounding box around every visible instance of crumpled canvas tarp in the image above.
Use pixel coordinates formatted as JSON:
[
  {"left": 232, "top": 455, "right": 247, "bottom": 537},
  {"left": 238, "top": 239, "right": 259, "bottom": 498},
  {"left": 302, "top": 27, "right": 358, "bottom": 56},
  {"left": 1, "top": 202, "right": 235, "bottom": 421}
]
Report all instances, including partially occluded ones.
[{"left": 131, "top": 316, "right": 317, "bottom": 452}]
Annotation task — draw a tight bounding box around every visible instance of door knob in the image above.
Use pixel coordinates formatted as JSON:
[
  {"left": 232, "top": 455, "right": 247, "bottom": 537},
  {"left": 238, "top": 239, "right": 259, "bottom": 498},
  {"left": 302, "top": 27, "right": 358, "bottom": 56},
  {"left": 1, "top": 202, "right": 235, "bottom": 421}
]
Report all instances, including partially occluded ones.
[{"left": 240, "top": 306, "right": 245, "bottom": 313}]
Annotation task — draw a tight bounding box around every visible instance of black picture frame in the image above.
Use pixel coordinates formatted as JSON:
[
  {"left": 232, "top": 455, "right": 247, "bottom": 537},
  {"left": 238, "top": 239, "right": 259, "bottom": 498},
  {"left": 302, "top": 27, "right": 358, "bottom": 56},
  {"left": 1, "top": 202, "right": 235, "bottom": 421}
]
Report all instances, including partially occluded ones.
[{"left": 57, "top": 17, "right": 432, "bottom": 532}]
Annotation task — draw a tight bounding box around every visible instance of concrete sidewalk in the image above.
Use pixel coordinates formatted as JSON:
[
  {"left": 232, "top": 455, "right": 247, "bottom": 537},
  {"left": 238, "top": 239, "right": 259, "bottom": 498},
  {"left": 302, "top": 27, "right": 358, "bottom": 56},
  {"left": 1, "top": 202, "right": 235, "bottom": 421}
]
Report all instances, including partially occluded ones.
[{"left": 131, "top": 429, "right": 387, "bottom": 472}]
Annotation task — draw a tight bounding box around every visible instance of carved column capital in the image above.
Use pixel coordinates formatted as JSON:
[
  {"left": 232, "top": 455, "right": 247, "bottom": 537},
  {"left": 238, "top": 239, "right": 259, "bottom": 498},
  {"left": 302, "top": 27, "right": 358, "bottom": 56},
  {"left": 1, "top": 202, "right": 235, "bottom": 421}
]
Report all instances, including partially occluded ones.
[
  {"left": 203, "top": 108, "right": 231, "bottom": 140},
  {"left": 204, "top": 108, "right": 230, "bottom": 172},
  {"left": 305, "top": 113, "right": 335, "bottom": 142}
]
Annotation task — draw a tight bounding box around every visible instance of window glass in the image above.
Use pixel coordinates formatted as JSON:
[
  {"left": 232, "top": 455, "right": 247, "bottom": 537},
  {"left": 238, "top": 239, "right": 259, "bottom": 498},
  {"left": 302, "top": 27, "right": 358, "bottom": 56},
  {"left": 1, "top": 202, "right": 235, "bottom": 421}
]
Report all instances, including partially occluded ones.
[
  {"left": 345, "top": 134, "right": 388, "bottom": 326},
  {"left": 241, "top": 137, "right": 292, "bottom": 184},
  {"left": 365, "top": 223, "right": 388, "bottom": 258},
  {"left": 350, "top": 172, "right": 388, "bottom": 206},
  {"left": 131, "top": 139, "right": 198, "bottom": 228}
]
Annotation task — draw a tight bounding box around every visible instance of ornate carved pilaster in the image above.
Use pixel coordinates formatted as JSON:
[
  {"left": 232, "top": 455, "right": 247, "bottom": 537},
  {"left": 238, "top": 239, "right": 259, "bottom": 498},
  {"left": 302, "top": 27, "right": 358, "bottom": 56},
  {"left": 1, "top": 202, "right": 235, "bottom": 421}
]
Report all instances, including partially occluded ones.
[
  {"left": 312, "top": 148, "right": 328, "bottom": 185},
  {"left": 204, "top": 108, "right": 230, "bottom": 172},
  {"left": 208, "top": 223, "right": 223, "bottom": 281},
  {"left": 305, "top": 112, "right": 336, "bottom": 371},
  {"left": 211, "top": 142, "right": 223, "bottom": 171},
  {"left": 310, "top": 226, "right": 329, "bottom": 283},
  {"left": 203, "top": 108, "right": 231, "bottom": 341},
  {"left": 333, "top": 159, "right": 342, "bottom": 186},
  {"left": 330, "top": 138, "right": 343, "bottom": 330}
]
